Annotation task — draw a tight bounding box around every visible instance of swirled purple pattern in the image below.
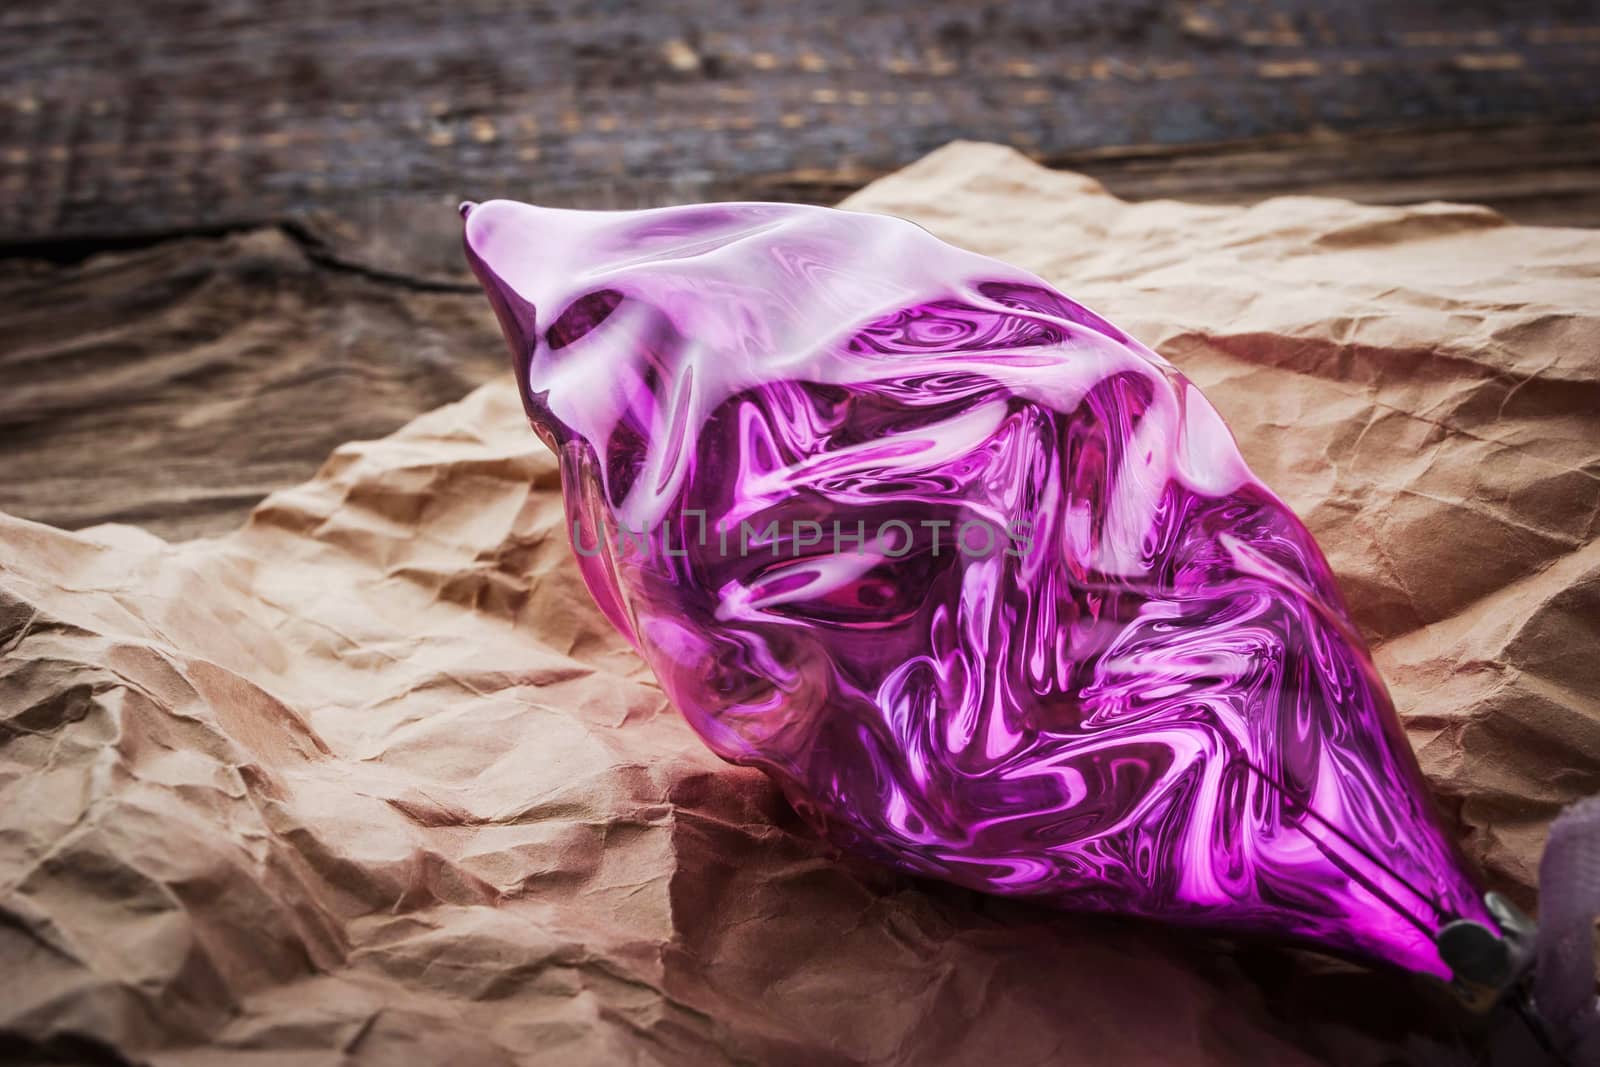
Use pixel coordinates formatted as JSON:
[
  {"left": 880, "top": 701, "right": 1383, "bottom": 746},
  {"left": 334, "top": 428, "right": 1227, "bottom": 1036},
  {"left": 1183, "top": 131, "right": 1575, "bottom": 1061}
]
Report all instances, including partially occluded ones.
[{"left": 464, "top": 200, "right": 1489, "bottom": 979}]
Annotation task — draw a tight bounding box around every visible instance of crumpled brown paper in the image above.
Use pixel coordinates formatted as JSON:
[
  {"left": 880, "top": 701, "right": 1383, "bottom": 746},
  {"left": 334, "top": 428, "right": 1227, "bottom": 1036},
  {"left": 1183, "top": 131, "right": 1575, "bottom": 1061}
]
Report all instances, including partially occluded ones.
[{"left": 2, "top": 143, "right": 1597, "bottom": 1066}]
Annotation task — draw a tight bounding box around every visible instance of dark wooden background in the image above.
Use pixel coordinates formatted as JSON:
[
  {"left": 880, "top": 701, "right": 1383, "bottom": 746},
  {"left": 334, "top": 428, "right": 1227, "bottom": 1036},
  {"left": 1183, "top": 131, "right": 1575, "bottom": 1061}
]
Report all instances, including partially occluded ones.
[{"left": 4, "top": 0, "right": 1600, "bottom": 538}]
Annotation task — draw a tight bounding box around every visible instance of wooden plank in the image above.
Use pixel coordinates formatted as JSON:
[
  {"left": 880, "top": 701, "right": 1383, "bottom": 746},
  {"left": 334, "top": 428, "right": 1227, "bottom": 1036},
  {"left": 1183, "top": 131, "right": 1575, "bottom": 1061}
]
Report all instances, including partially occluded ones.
[
  {"left": 4, "top": 1, "right": 1600, "bottom": 242},
  {"left": 745, "top": 121, "right": 1600, "bottom": 229},
  {"left": 1059, "top": 120, "right": 1600, "bottom": 228}
]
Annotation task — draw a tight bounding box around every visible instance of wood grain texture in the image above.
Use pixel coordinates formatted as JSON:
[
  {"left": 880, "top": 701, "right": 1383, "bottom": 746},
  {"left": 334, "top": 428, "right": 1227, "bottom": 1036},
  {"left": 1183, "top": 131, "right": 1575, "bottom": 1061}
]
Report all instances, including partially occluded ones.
[
  {"left": 0, "top": 229, "right": 503, "bottom": 538},
  {"left": 1056, "top": 120, "right": 1600, "bottom": 229},
  {"left": 5, "top": 0, "right": 1600, "bottom": 242}
]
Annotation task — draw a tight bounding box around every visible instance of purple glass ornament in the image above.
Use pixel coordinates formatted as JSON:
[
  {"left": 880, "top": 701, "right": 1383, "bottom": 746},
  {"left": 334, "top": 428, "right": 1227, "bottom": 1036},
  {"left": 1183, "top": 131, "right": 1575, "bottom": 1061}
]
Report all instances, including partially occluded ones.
[{"left": 463, "top": 199, "right": 1497, "bottom": 982}]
